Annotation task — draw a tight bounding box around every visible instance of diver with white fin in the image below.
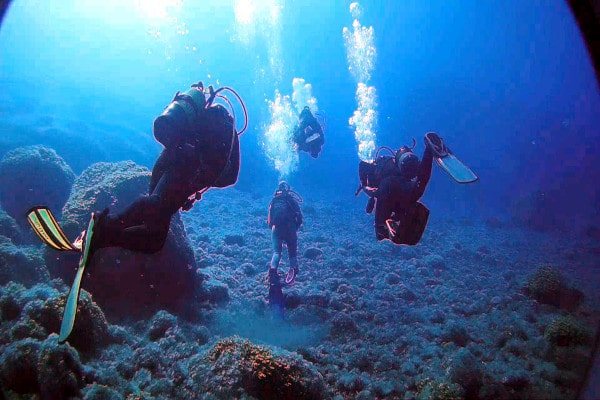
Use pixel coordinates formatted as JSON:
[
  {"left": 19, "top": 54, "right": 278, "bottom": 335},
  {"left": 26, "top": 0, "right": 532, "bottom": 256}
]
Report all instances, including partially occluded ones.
[
  {"left": 292, "top": 106, "right": 325, "bottom": 158},
  {"left": 356, "top": 132, "right": 477, "bottom": 245}
]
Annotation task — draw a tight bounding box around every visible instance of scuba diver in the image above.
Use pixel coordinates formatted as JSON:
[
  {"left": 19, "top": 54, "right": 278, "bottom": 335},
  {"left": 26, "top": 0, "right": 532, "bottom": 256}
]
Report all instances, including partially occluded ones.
[
  {"left": 88, "top": 82, "right": 248, "bottom": 255},
  {"left": 292, "top": 106, "right": 325, "bottom": 158},
  {"left": 266, "top": 181, "right": 303, "bottom": 317},
  {"left": 356, "top": 132, "right": 478, "bottom": 245},
  {"left": 26, "top": 81, "right": 248, "bottom": 343}
]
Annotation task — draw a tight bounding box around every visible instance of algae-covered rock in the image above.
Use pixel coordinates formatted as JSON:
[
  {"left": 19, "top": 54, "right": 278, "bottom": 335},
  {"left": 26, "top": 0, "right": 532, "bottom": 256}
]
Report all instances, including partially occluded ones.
[
  {"left": 0, "top": 145, "right": 75, "bottom": 227},
  {"left": 544, "top": 315, "right": 593, "bottom": 347},
  {"left": 523, "top": 266, "right": 584, "bottom": 311},
  {"left": 38, "top": 335, "right": 84, "bottom": 399},
  {"left": 0, "top": 338, "right": 41, "bottom": 393},
  {"left": 48, "top": 161, "right": 199, "bottom": 320},
  {"left": 0, "top": 235, "right": 48, "bottom": 287},
  {"left": 192, "top": 335, "right": 327, "bottom": 399}
]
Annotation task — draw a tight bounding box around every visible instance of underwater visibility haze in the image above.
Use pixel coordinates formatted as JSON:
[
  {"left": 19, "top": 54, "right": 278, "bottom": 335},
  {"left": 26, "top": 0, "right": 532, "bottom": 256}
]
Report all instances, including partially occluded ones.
[{"left": 0, "top": 0, "right": 599, "bottom": 399}]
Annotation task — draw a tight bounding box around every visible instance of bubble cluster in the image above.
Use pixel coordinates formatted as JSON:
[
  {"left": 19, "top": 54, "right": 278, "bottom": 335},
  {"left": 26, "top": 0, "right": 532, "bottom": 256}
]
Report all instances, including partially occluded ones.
[
  {"left": 343, "top": 2, "right": 378, "bottom": 162},
  {"left": 263, "top": 90, "right": 299, "bottom": 179},
  {"left": 349, "top": 83, "right": 378, "bottom": 162},
  {"left": 292, "top": 78, "right": 318, "bottom": 114},
  {"left": 263, "top": 78, "right": 320, "bottom": 178}
]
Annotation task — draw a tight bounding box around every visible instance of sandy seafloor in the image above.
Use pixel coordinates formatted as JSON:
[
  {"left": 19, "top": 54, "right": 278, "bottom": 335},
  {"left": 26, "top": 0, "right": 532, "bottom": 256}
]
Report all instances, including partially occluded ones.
[{"left": 1, "top": 183, "right": 599, "bottom": 400}]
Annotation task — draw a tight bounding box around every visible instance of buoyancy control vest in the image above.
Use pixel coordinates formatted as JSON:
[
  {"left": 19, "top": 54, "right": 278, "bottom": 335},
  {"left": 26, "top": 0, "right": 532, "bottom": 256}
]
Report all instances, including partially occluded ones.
[{"left": 152, "top": 82, "right": 247, "bottom": 208}]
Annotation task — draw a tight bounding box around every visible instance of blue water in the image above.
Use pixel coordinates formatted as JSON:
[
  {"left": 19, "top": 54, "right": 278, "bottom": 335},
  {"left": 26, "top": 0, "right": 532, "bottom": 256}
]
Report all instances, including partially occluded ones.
[
  {"left": 2, "top": 0, "right": 596, "bottom": 224},
  {"left": 1, "top": 1, "right": 599, "bottom": 399}
]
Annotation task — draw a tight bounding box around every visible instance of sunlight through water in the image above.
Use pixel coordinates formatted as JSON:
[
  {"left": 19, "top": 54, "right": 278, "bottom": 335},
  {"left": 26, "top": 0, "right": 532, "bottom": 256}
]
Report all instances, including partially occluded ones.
[{"left": 233, "top": 0, "right": 283, "bottom": 85}]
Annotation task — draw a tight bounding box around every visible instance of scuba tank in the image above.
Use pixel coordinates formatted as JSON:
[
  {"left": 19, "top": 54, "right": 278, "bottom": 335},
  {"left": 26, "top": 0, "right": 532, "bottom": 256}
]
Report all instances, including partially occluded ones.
[
  {"left": 153, "top": 82, "right": 207, "bottom": 149},
  {"left": 356, "top": 139, "right": 418, "bottom": 196},
  {"left": 153, "top": 81, "right": 248, "bottom": 211}
]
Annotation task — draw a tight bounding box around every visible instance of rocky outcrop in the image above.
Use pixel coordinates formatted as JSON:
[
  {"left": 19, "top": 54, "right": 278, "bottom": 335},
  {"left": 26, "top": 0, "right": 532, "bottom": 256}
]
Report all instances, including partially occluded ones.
[
  {"left": 48, "top": 161, "right": 199, "bottom": 320},
  {"left": 0, "top": 145, "right": 75, "bottom": 228}
]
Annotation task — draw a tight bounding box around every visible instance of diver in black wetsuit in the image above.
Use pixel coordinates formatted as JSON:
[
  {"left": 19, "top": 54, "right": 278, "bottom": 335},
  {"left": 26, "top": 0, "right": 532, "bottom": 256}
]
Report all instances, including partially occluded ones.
[
  {"left": 266, "top": 181, "right": 303, "bottom": 319},
  {"left": 89, "top": 82, "right": 247, "bottom": 254},
  {"left": 292, "top": 106, "right": 325, "bottom": 158},
  {"left": 267, "top": 181, "right": 303, "bottom": 285},
  {"left": 357, "top": 133, "right": 441, "bottom": 245}
]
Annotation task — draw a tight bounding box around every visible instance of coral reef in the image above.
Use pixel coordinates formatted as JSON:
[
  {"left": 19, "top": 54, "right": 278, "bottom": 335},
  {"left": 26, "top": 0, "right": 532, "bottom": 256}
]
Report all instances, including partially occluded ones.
[
  {"left": 523, "top": 266, "right": 584, "bottom": 311},
  {"left": 0, "top": 208, "right": 23, "bottom": 244},
  {"left": 195, "top": 336, "right": 327, "bottom": 399},
  {"left": 544, "top": 315, "right": 592, "bottom": 347},
  {"left": 0, "top": 145, "right": 75, "bottom": 227},
  {"left": 416, "top": 378, "right": 464, "bottom": 400},
  {"left": 0, "top": 235, "right": 48, "bottom": 287},
  {"left": 50, "top": 161, "right": 199, "bottom": 320}
]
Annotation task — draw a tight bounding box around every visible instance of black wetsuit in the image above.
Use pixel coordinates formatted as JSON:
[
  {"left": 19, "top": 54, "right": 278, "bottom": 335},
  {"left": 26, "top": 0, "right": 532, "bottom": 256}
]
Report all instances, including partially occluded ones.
[
  {"left": 372, "top": 146, "right": 434, "bottom": 240},
  {"left": 267, "top": 191, "right": 303, "bottom": 269},
  {"left": 292, "top": 107, "right": 324, "bottom": 158},
  {"left": 93, "top": 105, "right": 239, "bottom": 254}
]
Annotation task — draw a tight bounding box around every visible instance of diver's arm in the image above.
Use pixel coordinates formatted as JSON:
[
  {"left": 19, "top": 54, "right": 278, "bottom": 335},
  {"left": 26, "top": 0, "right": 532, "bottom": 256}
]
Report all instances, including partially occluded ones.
[
  {"left": 267, "top": 202, "right": 274, "bottom": 227},
  {"left": 362, "top": 186, "right": 377, "bottom": 198}
]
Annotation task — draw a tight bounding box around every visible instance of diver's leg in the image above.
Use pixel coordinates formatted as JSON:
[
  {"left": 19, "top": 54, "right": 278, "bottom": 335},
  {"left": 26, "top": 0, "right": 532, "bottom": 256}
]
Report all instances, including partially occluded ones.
[
  {"left": 284, "top": 229, "right": 299, "bottom": 284},
  {"left": 374, "top": 199, "right": 392, "bottom": 241},
  {"left": 149, "top": 150, "right": 169, "bottom": 194},
  {"left": 270, "top": 227, "right": 283, "bottom": 270},
  {"left": 92, "top": 171, "right": 184, "bottom": 253},
  {"left": 413, "top": 145, "right": 434, "bottom": 200},
  {"left": 286, "top": 229, "right": 298, "bottom": 269},
  {"left": 92, "top": 195, "right": 170, "bottom": 253}
]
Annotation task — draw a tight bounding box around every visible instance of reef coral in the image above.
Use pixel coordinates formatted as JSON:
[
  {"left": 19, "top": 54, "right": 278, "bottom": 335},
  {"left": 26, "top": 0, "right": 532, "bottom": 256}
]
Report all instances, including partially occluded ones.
[
  {"left": 0, "top": 145, "right": 75, "bottom": 228},
  {"left": 523, "top": 266, "right": 584, "bottom": 311}
]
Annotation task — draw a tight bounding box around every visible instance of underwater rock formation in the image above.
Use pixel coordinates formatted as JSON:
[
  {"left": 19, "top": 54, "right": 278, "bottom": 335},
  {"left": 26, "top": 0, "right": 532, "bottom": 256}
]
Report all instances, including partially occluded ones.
[
  {"left": 192, "top": 336, "right": 327, "bottom": 399},
  {"left": 544, "top": 315, "right": 593, "bottom": 347},
  {"left": 0, "top": 145, "right": 75, "bottom": 228},
  {"left": 0, "top": 208, "right": 23, "bottom": 244},
  {"left": 0, "top": 235, "right": 48, "bottom": 287},
  {"left": 523, "top": 266, "right": 584, "bottom": 311},
  {"left": 48, "top": 161, "right": 199, "bottom": 320}
]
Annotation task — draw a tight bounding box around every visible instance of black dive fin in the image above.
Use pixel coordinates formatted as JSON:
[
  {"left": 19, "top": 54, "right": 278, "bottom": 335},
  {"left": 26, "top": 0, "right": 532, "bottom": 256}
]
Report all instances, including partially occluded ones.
[
  {"left": 268, "top": 271, "right": 285, "bottom": 320},
  {"left": 58, "top": 213, "right": 95, "bottom": 343},
  {"left": 26, "top": 207, "right": 77, "bottom": 251},
  {"left": 426, "top": 132, "right": 478, "bottom": 184}
]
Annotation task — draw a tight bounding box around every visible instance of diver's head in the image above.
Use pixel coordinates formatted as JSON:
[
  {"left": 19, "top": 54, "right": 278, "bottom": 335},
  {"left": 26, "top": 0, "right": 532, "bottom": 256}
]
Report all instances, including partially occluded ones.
[
  {"left": 396, "top": 151, "right": 420, "bottom": 179},
  {"left": 278, "top": 181, "right": 290, "bottom": 192}
]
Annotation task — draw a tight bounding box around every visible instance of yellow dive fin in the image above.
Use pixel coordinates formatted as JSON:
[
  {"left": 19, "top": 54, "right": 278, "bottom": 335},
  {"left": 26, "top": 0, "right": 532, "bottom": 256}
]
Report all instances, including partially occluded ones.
[
  {"left": 26, "top": 207, "right": 76, "bottom": 251},
  {"left": 58, "top": 213, "right": 95, "bottom": 343}
]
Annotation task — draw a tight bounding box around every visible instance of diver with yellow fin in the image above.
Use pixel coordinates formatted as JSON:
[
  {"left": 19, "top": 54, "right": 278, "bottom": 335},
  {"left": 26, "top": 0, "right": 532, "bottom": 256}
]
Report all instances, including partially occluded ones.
[
  {"left": 356, "top": 132, "right": 477, "bottom": 245},
  {"left": 26, "top": 81, "right": 248, "bottom": 343},
  {"left": 26, "top": 206, "right": 96, "bottom": 343}
]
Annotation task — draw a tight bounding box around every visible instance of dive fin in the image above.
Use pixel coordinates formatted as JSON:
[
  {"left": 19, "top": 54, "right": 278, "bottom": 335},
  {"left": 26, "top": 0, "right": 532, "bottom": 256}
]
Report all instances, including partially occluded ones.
[
  {"left": 436, "top": 153, "right": 478, "bottom": 184},
  {"left": 268, "top": 270, "right": 285, "bottom": 320},
  {"left": 26, "top": 207, "right": 77, "bottom": 251},
  {"left": 59, "top": 213, "right": 95, "bottom": 343},
  {"left": 425, "top": 132, "right": 478, "bottom": 184}
]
